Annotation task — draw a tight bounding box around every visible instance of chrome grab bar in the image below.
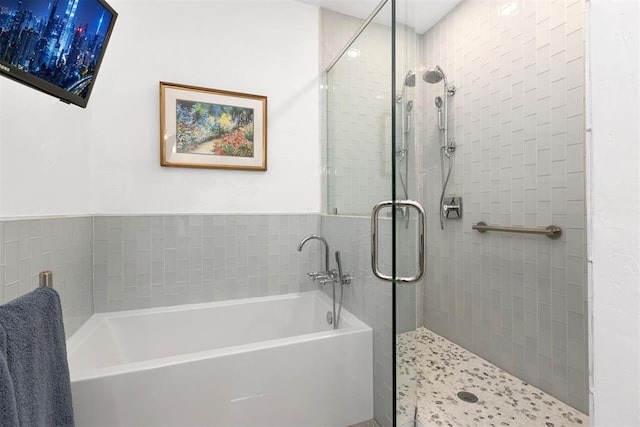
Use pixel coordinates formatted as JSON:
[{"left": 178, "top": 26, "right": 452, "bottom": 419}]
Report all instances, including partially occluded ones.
[
  {"left": 371, "top": 200, "right": 425, "bottom": 283},
  {"left": 472, "top": 221, "right": 562, "bottom": 240}
]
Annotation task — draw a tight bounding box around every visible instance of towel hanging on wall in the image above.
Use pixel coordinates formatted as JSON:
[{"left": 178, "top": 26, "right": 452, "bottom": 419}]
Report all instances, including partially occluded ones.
[{"left": 0, "top": 287, "right": 74, "bottom": 426}]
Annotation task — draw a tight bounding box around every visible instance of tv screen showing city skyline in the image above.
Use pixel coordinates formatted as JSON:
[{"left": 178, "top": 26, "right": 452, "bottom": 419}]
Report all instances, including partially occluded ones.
[{"left": 0, "top": 0, "right": 117, "bottom": 107}]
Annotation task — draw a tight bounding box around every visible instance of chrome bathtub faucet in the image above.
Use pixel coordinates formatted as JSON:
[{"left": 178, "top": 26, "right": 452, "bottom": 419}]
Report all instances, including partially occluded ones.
[
  {"left": 297, "top": 234, "right": 337, "bottom": 285},
  {"left": 297, "top": 234, "right": 330, "bottom": 273},
  {"left": 311, "top": 269, "right": 340, "bottom": 286},
  {"left": 297, "top": 235, "right": 352, "bottom": 330},
  {"left": 307, "top": 270, "right": 334, "bottom": 286},
  {"left": 297, "top": 235, "right": 352, "bottom": 286}
]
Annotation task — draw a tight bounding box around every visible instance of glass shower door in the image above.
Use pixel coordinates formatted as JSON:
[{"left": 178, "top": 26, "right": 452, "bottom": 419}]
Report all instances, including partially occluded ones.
[
  {"left": 325, "top": 1, "right": 422, "bottom": 425},
  {"left": 392, "top": 2, "right": 422, "bottom": 426}
]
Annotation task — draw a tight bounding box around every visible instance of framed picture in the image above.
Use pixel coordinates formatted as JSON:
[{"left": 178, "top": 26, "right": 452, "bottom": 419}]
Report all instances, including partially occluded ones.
[{"left": 160, "top": 82, "right": 267, "bottom": 171}]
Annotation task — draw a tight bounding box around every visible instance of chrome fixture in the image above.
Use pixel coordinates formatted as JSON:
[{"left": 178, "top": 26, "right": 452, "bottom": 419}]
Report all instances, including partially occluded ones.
[
  {"left": 424, "top": 65, "right": 457, "bottom": 229},
  {"left": 398, "top": 70, "right": 415, "bottom": 147},
  {"left": 326, "top": 311, "right": 334, "bottom": 325},
  {"left": 371, "top": 200, "right": 426, "bottom": 283},
  {"left": 39, "top": 271, "right": 53, "bottom": 288},
  {"left": 402, "top": 70, "right": 416, "bottom": 91},
  {"left": 297, "top": 234, "right": 330, "bottom": 272},
  {"left": 332, "top": 251, "right": 351, "bottom": 329},
  {"left": 422, "top": 67, "right": 443, "bottom": 84},
  {"left": 397, "top": 70, "right": 416, "bottom": 212},
  {"left": 434, "top": 96, "right": 443, "bottom": 131},
  {"left": 443, "top": 197, "right": 462, "bottom": 219},
  {"left": 396, "top": 70, "right": 416, "bottom": 157},
  {"left": 457, "top": 391, "right": 479, "bottom": 403},
  {"left": 472, "top": 221, "right": 562, "bottom": 239},
  {"left": 298, "top": 235, "right": 351, "bottom": 329},
  {"left": 334, "top": 251, "right": 351, "bottom": 286},
  {"left": 423, "top": 65, "right": 456, "bottom": 96}
]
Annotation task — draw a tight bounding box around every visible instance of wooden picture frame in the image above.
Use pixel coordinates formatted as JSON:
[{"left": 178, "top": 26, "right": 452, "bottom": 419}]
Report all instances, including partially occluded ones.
[{"left": 160, "top": 82, "right": 267, "bottom": 171}]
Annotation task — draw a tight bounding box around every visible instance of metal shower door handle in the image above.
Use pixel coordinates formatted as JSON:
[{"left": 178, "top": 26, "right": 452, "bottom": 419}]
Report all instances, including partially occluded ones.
[{"left": 371, "top": 200, "right": 426, "bottom": 283}]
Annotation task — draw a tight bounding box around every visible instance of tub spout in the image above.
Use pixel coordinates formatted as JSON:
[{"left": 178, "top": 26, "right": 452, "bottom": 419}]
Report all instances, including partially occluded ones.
[{"left": 297, "top": 234, "right": 330, "bottom": 272}]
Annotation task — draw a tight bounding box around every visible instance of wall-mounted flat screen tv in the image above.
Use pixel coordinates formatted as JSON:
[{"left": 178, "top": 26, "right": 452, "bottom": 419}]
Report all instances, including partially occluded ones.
[{"left": 0, "top": 0, "right": 117, "bottom": 108}]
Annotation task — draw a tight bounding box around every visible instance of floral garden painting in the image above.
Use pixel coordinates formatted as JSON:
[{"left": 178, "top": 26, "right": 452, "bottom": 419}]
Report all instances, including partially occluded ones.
[
  {"left": 176, "top": 100, "right": 255, "bottom": 157},
  {"left": 160, "top": 82, "right": 267, "bottom": 170}
]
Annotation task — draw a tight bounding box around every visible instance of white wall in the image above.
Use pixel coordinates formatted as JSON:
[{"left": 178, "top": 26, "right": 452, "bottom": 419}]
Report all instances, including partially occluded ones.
[
  {"left": 0, "top": 0, "right": 321, "bottom": 217},
  {"left": 589, "top": 0, "right": 640, "bottom": 424},
  {"left": 89, "top": 0, "right": 321, "bottom": 215},
  {"left": 0, "top": 79, "right": 93, "bottom": 218}
]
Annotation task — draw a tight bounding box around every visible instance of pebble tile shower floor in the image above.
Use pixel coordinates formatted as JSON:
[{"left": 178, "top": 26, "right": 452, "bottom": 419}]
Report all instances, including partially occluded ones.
[{"left": 397, "top": 327, "right": 588, "bottom": 427}]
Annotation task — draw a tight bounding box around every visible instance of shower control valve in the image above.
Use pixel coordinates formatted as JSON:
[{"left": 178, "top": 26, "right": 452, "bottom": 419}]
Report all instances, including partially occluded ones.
[
  {"left": 443, "top": 197, "right": 463, "bottom": 219},
  {"left": 446, "top": 138, "right": 456, "bottom": 154}
]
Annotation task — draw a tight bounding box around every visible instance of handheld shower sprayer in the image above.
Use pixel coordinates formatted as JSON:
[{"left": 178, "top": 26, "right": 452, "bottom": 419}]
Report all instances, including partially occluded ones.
[
  {"left": 434, "top": 96, "right": 443, "bottom": 132},
  {"left": 407, "top": 100, "right": 414, "bottom": 113},
  {"left": 397, "top": 70, "right": 416, "bottom": 157},
  {"left": 406, "top": 100, "right": 414, "bottom": 134},
  {"left": 397, "top": 70, "right": 415, "bottom": 213}
]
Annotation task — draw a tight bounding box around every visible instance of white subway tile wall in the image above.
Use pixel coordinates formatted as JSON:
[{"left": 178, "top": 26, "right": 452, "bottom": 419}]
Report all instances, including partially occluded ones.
[
  {"left": 93, "top": 215, "right": 320, "bottom": 312},
  {"left": 0, "top": 217, "right": 93, "bottom": 337},
  {"left": 418, "top": 0, "right": 587, "bottom": 413}
]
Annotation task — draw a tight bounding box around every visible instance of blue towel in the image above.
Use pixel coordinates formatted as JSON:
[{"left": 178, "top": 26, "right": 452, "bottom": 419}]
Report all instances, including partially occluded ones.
[{"left": 0, "top": 288, "right": 74, "bottom": 426}]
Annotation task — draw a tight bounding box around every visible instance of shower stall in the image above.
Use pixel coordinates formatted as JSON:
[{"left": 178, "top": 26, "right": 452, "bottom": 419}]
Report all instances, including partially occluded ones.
[{"left": 321, "top": 0, "right": 588, "bottom": 425}]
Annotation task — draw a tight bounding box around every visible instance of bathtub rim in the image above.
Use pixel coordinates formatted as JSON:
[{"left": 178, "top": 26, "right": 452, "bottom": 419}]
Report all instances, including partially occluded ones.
[{"left": 67, "top": 289, "right": 370, "bottom": 382}]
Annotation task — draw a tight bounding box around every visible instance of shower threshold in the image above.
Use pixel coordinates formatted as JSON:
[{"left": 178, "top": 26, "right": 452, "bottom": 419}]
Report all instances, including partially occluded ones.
[{"left": 397, "top": 327, "right": 588, "bottom": 427}]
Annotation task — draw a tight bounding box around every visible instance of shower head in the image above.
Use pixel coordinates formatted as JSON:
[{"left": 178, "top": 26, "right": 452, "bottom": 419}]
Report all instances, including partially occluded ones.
[
  {"left": 434, "top": 96, "right": 443, "bottom": 109},
  {"left": 407, "top": 100, "right": 414, "bottom": 113},
  {"left": 404, "top": 70, "right": 416, "bottom": 88},
  {"left": 423, "top": 66, "right": 444, "bottom": 84},
  {"left": 397, "top": 70, "right": 416, "bottom": 103}
]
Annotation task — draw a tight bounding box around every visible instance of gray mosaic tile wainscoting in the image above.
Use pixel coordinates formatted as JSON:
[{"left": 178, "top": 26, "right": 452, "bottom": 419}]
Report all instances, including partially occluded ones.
[{"left": 0, "top": 217, "right": 93, "bottom": 336}]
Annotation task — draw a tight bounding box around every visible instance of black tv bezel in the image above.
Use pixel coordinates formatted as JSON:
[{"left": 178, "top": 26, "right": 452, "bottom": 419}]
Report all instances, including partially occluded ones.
[{"left": 0, "top": 0, "right": 118, "bottom": 108}]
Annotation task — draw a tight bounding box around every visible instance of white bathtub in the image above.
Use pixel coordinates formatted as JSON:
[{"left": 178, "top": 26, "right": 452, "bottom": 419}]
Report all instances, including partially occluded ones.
[{"left": 67, "top": 290, "right": 373, "bottom": 426}]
